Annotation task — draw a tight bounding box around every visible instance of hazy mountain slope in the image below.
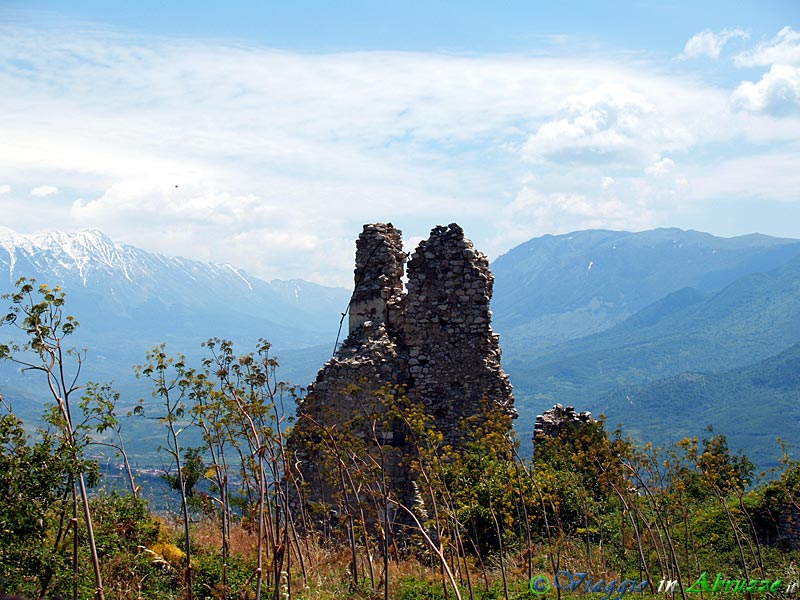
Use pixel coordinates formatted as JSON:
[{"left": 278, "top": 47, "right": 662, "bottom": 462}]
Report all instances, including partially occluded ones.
[
  {"left": 0, "top": 228, "right": 350, "bottom": 405},
  {"left": 505, "top": 254, "right": 800, "bottom": 455},
  {"left": 0, "top": 228, "right": 349, "bottom": 341},
  {"left": 491, "top": 228, "right": 800, "bottom": 352},
  {"left": 598, "top": 343, "right": 800, "bottom": 467}
]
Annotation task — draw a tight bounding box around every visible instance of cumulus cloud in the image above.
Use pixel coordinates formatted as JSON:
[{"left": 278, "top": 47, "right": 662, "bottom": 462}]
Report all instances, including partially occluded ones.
[
  {"left": 678, "top": 29, "right": 749, "bottom": 60},
  {"left": 734, "top": 26, "right": 800, "bottom": 67},
  {"left": 522, "top": 84, "right": 652, "bottom": 165},
  {"left": 646, "top": 157, "right": 676, "bottom": 177},
  {"left": 732, "top": 64, "right": 800, "bottom": 115},
  {"left": 30, "top": 185, "right": 59, "bottom": 197},
  {"left": 730, "top": 28, "right": 800, "bottom": 117},
  {"left": 601, "top": 176, "right": 615, "bottom": 189},
  {"left": 521, "top": 84, "right": 693, "bottom": 167}
]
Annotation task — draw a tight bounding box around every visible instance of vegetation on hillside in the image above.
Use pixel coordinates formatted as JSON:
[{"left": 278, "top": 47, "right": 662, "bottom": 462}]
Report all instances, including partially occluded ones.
[
  {"left": 507, "top": 254, "right": 800, "bottom": 464},
  {"left": 1, "top": 279, "right": 799, "bottom": 600}
]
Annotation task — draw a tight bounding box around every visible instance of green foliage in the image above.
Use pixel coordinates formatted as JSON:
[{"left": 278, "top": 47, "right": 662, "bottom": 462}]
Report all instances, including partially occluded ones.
[
  {"left": 89, "top": 493, "right": 161, "bottom": 554},
  {"left": 163, "top": 446, "right": 206, "bottom": 499},
  {"left": 530, "top": 417, "right": 626, "bottom": 539},
  {"left": 0, "top": 410, "right": 83, "bottom": 594},
  {"left": 699, "top": 429, "right": 754, "bottom": 494},
  {"left": 0, "top": 277, "right": 113, "bottom": 598},
  {"left": 1, "top": 277, "right": 79, "bottom": 352},
  {"left": 192, "top": 552, "right": 257, "bottom": 600}
]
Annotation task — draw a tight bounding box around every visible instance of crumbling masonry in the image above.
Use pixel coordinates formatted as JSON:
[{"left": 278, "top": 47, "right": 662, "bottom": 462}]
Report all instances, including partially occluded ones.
[{"left": 291, "top": 223, "right": 515, "bottom": 523}]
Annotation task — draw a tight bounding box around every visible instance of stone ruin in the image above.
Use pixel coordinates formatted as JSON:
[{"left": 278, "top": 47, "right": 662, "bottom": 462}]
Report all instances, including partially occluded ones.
[
  {"left": 533, "top": 404, "right": 594, "bottom": 439},
  {"left": 291, "top": 222, "right": 515, "bottom": 522}
]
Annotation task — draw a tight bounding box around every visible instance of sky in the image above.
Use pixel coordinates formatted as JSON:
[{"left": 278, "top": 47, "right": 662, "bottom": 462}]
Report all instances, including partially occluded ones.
[{"left": 1, "top": 1, "right": 799, "bottom": 287}]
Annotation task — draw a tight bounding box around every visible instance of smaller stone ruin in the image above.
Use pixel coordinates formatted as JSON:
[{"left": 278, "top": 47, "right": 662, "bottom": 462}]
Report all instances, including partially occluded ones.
[
  {"left": 778, "top": 507, "right": 800, "bottom": 550},
  {"left": 534, "top": 403, "right": 594, "bottom": 439}
]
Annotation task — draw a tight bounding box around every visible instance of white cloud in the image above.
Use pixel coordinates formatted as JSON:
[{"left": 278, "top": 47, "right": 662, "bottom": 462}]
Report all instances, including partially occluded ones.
[
  {"left": 30, "top": 185, "right": 59, "bottom": 197},
  {"left": 521, "top": 84, "right": 693, "bottom": 167},
  {"left": 678, "top": 29, "right": 749, "bottom": 61},
  {"left": 684, "top": 153, "right": 800, "bottom": 203},
  {"left": 734, "top": 26, "right": 800, "bottom": 67},
  {"left": 730, "top": 28, "right": 800, "bottom": 117},
  {"left": 523, "top": 84, "right": 652, "bottom": 164},
  {"left": 0, "top": 24, "right": 798, "bottom": 283},
  {"left": 732, "top": 65, "right": 800, "bottom": 116},
  {"left": 646, "top": 157, "right": 676, "bottom": 177},
  {"left": 496, "top": 186, "right": 657, "bottom": 248},
  {"left": 0, "top": 184, "right": 10, "bottom": 194}
]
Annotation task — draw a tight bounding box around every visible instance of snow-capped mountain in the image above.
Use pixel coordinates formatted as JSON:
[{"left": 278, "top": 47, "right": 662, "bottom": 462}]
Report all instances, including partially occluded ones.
[
  {"left": 0, "top": 227, "right": 350, "bottom": 459},
  {"left": 0, "top": 227, "right": 350, "bottom": 404},
  {"left": 0, "top": 227, "right": 349, "bottom": 338}
]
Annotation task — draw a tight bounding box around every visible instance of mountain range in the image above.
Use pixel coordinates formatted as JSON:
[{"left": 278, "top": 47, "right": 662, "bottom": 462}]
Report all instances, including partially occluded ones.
[
  {"left": 495, "top": 231, "right": 800, "bottom": 466},
  {"left": 492, "top": 228, "right": 800, "bottom": 352},
  {"left": 1, "top": 225, "right": 799, "bottom": 468},
  {"left": 0, "top": 227, "right": 348, "bottom": 436}
]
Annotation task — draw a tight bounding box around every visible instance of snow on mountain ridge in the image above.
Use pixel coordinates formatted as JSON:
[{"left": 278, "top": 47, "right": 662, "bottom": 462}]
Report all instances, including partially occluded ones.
[
  {"left": 0, "top": 227, "right": 351, "bottom": 337},
  {"left": 0, "top": 227, "right": 260, "bottom": 291},
  {"left": 0, "top": 227, "right": 352, "bottom": 365}
]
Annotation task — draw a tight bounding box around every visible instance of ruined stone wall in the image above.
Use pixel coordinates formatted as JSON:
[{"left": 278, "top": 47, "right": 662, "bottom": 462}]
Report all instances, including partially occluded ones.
[
  {"left": 534, "top": 404, "right": 594, "bottom": 439},
  {"left": 348, "top": 223, "right": 406, "bottom": 337},
  {"left": 291, "top": 222, "right": 515, "bottom": 526},
  {"left": 299, "top": 224, "right": 408, "bottom": 426},
  {"left": 405, "top": 223, "right": 514, "bottom": 445},
  {"left": 778, "top": 507, "right": 800, "bottom": 550},
  {"left": 293, "top": 224, "right": 412, "bottom": 514}
]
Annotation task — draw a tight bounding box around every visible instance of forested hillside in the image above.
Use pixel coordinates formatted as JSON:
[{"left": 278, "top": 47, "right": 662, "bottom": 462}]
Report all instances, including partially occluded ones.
[
  {"left": 504, "top": 252, "right": 800, "bottom": 462},
  {"left": 598, "top": 343, "right": 800, "bottom": 467}
]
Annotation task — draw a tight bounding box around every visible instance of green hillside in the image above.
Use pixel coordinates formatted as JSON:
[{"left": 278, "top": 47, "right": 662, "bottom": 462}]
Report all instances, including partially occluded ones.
[
  {"left": 599, "top": 343, "right": 800, "bottom": 467},
  {"left": 504, "top": 254, "right": 800, "bottom": 462},
  {"left": 492, "top": 228, "right": 800, "bottom": 352}
]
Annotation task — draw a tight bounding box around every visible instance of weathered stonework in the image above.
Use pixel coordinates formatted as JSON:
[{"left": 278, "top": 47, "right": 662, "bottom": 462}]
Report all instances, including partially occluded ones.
[
  {"left": 291, "top": 222, "right": 515, "bottom": 525},
  {"left": 348, "top": 223, "right": 406, "bottom": 337},
  {"left": 405, "top": 223, "right": 514, "bottom": 446},
  {"left": 778, "top": 506, "right": 800, "bottom": 550},
  {"left": 534, "top": 404, "right": 595, "bottom": 439}
]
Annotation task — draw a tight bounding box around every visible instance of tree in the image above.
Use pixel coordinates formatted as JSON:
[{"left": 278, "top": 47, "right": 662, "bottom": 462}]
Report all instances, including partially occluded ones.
[
  {"left": 81, "top": 381, "right": 138, "bottom": 498},
  {"left": 201, "top": 337, "right": 296, "bottom": 600},
  {"left": 134, "top": 345, "right": 196, "bottom": 600},
  {"left": 0, "top": 396, "right": 89, "bottom": 597},
  {"left": 0, "top": 278, "right": 106, "bottom": 600}
]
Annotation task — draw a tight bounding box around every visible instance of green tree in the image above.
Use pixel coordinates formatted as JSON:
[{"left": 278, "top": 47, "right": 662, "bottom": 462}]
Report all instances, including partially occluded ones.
[
  {"left": 162, "top": 446, "right": 206, "bottom": 500},
  {"left": 0, "top": 399, "right": 89, "bottom": 597},
  {"left": 0, "top": 278, "right": 106, "bottom": 600},
  {"left": 81, "top": 381, "right": 138, "bottom": 498},
  {"left": 134, "top": 344, "right": 197, "bottom": 600}
]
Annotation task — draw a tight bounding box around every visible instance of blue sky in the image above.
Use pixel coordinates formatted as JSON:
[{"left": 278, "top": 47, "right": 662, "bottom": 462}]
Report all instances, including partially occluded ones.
[{"left": 1, "top": 1, "right": 799, "bottom": 285}]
